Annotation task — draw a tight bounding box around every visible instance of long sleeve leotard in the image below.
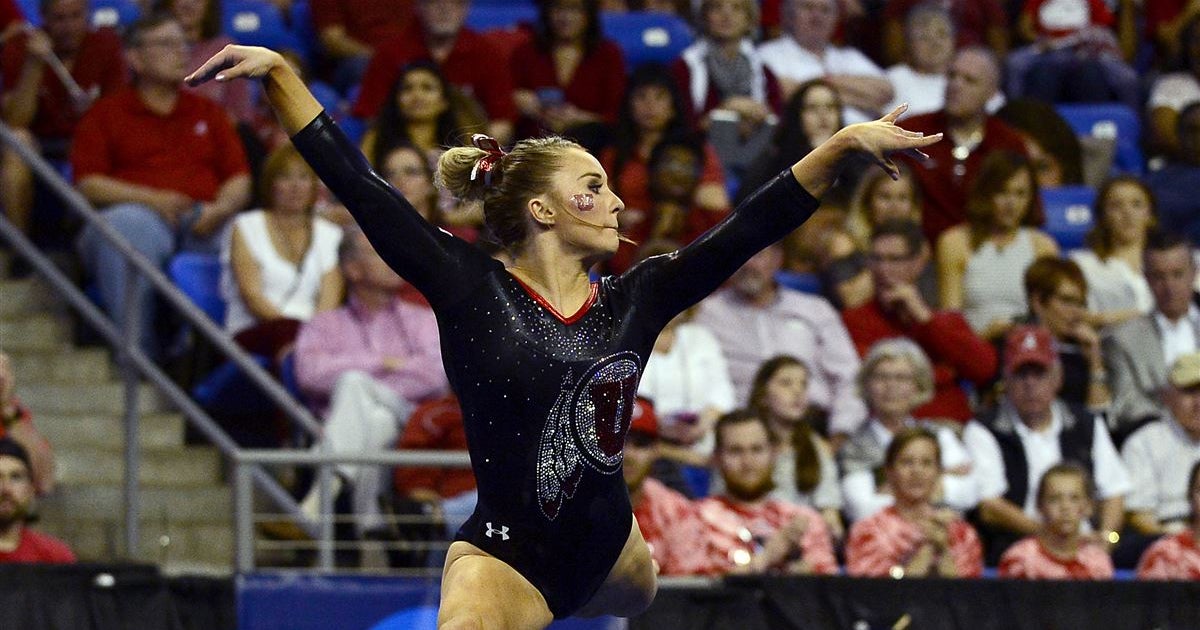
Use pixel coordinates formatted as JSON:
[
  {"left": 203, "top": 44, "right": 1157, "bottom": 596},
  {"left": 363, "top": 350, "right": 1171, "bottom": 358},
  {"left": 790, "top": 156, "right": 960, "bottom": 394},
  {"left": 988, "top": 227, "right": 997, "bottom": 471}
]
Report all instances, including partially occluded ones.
[{"left": 291, "top": 112, "right": 819, "bottom": 618}]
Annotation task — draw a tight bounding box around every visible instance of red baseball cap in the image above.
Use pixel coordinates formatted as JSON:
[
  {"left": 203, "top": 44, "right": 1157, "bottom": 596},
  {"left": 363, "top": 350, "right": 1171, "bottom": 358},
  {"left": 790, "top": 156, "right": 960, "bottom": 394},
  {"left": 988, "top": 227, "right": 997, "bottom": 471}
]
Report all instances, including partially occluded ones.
[
  {"left": 1004, "top": 324, "right": 1058, "bottom": 374},
  {"left": 628, "top": 397, "right": 659, "bottom": 439}
]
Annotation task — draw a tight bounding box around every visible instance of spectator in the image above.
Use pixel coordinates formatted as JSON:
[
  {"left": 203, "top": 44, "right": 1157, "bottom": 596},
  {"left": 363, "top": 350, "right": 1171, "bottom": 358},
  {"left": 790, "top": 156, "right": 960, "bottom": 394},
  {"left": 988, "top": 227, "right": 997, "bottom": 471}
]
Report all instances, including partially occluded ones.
[
  {"left": 880, "top": 0, "right": 1008, "bottom": 66},
  {"left": 1005, "top": 0, "right": 1139, "bottom": 111},
  {"left": 695, "top": 410, "right": 838, "bottom": 575},
  {"left": 757, "top": 0, "right": 893, "bottom": 124},
  {"left": 1019, "top": 257, "right": 1110, "bottom": 410},
  {"left": 638, "top": 135, "right": 730, "bottom": 249},
  {"left": 510, "top": 0, "right": 625, "bottom": 150},
  {"left": 394, "top": 394, "right": 476, "bottom": 540},
  {"left": 0, "top": 352, "right": 53, "bottom": 496},
  {"left": 998, "top": 463, "right": 1114, "bottom": 579},
  {"left": 1148, "top": 15, "right": 1200, "bottom": 158},
  {"left": 882, "top": 3, "right": 956, "bottom": 118},
  {"left": 818, "top": 167, "right": 923, "bottom": 310},
  {"left": 1103, "top": 229, "right": 1200, "bottom": 438},
  {"left": 967, "top": 325, "right": 1131, "bottom": 564},
  {"left": 995, "top": 99, "right": 1085, "bottom": 188},
  {"left": 843, "top": 219, "right": 997, "bottom": 422},
  {"left": 1069, "top": 176, "right": 1155, "bottom": 328},
  {"left": 693, "top": 242, "right": 867, "bottom": 437},
  {"left": 936, "top": 151, "right": 1058, "bottom": 340},
  {"left": 352, "top": 0, "right": 515, "bottom": 143},
  {"left": 601, "top": 64, "right": 730, "bottom": 273},
  {"left": 1146, "top": 103, "right": 1200, "bottom": 244},
  {"left": 1137, "top": 460, "right": 1200, "bottom": 579},
  {"left": 846, "top": 427, "right": 984, "bottom": 577},
  {"left": 360, "top": 61, "right": 472, "bottom": 166},
  {"left": 219, "top": 143, "right": 345, "bottom": 361},
  {"left": 738, "top": 79, "right": 843, "bottom": 204},
  {"left": 673, "top": 0, "right": 782, "bottom": 176},
  {"left": 1122, "top": 353, "right": 1200, "bottom": 537},
  {"left": 379, "top": 144, "right": 477, "bottom": 244},
  {"left": 293, "top": 227, "right": 448, "bottom": 533},
  {"left": 897, "top": 47, "right": 1029, "bottom": 245},
  {"left": 0, "top": 438, "right": 73, "bottom": 563},
  {"left": 165, "top": 0, "right": 255, "bottom": 125},
  {"left": 0, "top": 0, "right": 126, "bottom": 238},
  {"left": 624, "top": 401, "right": 712, "bottom": 576},
  {"left": 72, "top": 13, "right": 252, "bottom": 360},
  {"left": 309, "top": 0, "right": 414, "bottom": 92},
  {"left": 839, "top": 339, "right": 980, "bottom": 523},
  {"left": 637, "top": 249, "right": 736, "bottom": 464}
]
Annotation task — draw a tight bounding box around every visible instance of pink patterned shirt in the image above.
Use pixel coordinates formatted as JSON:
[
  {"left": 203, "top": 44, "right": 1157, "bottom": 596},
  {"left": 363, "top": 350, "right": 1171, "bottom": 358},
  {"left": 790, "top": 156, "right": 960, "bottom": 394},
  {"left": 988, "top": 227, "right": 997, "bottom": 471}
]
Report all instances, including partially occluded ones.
[
  {"left": 695, "top": 495, "right": 838, "bottom": 575},
  {"left": 846, "top": 506, "right": 983, "bottom": 577},
  {"left": 999, "top": 536, "right": 1114, "bottom": 579},
  {"left": 633, "top": 478, "right": 713, "bottom": 576},
  {"left": 1137, "top": 530, "right": 1200, "bottom": 580}
]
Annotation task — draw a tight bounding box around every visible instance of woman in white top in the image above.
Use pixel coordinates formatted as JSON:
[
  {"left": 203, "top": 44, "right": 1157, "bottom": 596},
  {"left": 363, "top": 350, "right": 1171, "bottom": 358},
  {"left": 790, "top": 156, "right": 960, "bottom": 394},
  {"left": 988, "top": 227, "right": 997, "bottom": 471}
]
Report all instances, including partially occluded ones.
[
  {"left": 221, "top": 143, "right": 345, "bottom": 359},
  {"left": 937, "top": 151, "right": 1059, "bottom": 340},
  {"left": 839, "top": 338, "right": 978, "bottom": 524},
  {"left": 1069, "top": 176, "right": 1156, "bottom": 329}
]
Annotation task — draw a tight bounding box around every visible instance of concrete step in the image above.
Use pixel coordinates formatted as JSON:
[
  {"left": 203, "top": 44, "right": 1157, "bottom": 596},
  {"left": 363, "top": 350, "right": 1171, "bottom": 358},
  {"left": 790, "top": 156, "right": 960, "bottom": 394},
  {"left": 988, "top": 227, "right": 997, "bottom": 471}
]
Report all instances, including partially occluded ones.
[
  {"left": 36, "top": 412, "right": 185, "bottom": 449},
  {"left": 16, "top": 381, "right": 168, "bottom": 415},
  {"left": 0, "top": 313, "right": 72, "bottom": 351},
  {"left": 39, "top": 483, "right": 232, "bottom": 524},
  {"left": 36, "top": 518, "right": 234, "bottom": 568},
  {"left": 55, "top": 445, "right": 223, "bottom": 487},
  {"left": 0, "top": 278, "right": 60, "bottom": 318},
  {"left": 9, "top": 347, "right": 114, "bottom": 384}
]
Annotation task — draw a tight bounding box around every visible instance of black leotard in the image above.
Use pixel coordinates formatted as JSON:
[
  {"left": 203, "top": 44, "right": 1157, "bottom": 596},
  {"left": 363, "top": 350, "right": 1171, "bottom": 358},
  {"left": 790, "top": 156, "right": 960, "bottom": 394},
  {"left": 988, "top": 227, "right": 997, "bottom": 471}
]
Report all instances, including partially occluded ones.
[{"left": 291, "top": 112, "right": 818, "bottom": 618}]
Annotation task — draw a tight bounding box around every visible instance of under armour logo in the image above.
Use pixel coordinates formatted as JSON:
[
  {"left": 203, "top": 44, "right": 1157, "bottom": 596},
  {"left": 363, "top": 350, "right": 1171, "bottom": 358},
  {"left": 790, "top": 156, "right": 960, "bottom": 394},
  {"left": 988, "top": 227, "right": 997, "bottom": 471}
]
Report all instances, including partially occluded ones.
[{"left": 485, "top": 522, "right": 510, "bottom": 541}]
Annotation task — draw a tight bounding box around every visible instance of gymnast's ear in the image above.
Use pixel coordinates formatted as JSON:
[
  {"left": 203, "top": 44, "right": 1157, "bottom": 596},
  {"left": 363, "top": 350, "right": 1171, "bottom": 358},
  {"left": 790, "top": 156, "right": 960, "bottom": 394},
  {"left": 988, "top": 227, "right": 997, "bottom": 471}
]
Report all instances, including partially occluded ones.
[{"left": 527, "top": 196, "right": 557, "bottom": 227}]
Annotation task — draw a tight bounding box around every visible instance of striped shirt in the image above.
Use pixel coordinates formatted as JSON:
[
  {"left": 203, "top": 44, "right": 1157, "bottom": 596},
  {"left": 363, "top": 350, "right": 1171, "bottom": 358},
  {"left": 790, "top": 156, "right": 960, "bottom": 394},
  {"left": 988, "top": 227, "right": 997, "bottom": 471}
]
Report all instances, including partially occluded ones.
[
  {"left": 846, "top": 506, "right": 983, "bottom": 577},
  {"left": 1137, "top": 530, "right": 1200, "bottom": 580},
  {"left": 999, "top": 537, "right": 1114, "bottom": 579},
  {"left": 696, "top": 496, "right": 839, "bottom": 575}
]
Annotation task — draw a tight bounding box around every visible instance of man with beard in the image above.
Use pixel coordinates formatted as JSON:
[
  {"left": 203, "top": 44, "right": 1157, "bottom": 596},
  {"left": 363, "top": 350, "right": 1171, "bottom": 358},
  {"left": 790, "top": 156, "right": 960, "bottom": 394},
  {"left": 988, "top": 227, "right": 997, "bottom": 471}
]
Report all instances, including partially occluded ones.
[
  {"left": 695, "top": 410, "right": 838, "bottom": 574},
  {"left": 0, "top": 438, "right": 73, "bottom": 563}
]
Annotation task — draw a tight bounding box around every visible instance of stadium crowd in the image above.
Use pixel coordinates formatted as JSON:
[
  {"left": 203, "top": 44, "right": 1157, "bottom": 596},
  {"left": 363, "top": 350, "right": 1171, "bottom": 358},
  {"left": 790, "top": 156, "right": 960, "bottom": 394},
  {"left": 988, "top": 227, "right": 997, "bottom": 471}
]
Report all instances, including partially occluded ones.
[{"left": 2, "top": 0, "right": 1200, "bottom": 580}]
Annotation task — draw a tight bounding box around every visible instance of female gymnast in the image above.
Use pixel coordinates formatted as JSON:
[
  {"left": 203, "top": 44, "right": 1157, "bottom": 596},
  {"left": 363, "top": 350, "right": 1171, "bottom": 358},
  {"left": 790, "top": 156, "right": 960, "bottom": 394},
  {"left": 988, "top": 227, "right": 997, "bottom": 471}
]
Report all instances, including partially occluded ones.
[{"left": 186, "top": 46, "right": 940, "bottom": 630}]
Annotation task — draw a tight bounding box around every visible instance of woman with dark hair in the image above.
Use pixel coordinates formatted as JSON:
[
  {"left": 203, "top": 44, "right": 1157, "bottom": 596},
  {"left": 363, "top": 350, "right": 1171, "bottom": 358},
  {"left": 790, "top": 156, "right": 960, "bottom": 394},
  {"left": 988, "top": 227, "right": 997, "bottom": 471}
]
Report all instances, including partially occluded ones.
[
  {"left": 601, "top": 63, "right": 731, "bottom": 272},
  {"left": 510, "top": 0, "right": 626, "bottom": 149},
  {"left": 166, "top": 0, "right": 255, "bottom": 124},
  {"left": 360, "top": 61, "right": 477, "bottom": 169},
  {"left": 1138, "top": 460, "right": 1200, "bottom": 580},
  {"left": 1070, "top": 176, "right": 1157, "bottom": 328},
  {"left": 996, "top": 98, "right": 1085, "bottom": 188},
  {"left": 188, "top": 43, "right": 935, "bottom": 628},
  {"left": 936, "top": 151, "right": 1059, "bottom": 340}
]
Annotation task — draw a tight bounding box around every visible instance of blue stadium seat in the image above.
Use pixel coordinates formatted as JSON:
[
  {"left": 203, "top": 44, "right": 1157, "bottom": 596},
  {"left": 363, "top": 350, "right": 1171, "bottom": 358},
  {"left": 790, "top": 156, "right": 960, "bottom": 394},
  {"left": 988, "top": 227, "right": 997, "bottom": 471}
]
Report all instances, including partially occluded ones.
[
  {"left": 1055, "top": 104, "right": 1145, "bottom": 175},
  {"left": 775, "top": 270, "right": 822, "bottom": 294},
  {"left": 224, "top": 0, "right": 302, "bottom": 52},
  {"left": 1041, "top": 185, "right": 1097, "bottom": 251},
  {"left": 15, "top": 0, "right": 40, "bottom": 25},
  {"left": 600, "top": 11, "right": 694, "bottom": 69},
  {"left": 368, "top": 605, "right": 439, "bottom": 630},
  {"left": 90, "top": 0, "right": 140, "bottom": 30},
  {"left": 465, "top": 4, "right": 538, "bottom": 31},
  {"left": 168, "top": 252, "right": 225, "bottom": 324},
  {"left": 288, "top": 0, "right": 318, "bottom": 65}
]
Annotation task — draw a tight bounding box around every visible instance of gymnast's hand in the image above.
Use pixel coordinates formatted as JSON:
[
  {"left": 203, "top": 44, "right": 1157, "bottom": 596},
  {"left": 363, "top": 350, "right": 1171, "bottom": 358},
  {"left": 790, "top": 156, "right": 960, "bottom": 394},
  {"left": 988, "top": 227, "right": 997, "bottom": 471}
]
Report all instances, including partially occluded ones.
[
  {"left": 185, "top": 45, "right": 285, "bottom": 86},
  {"left": 835, "top": 104, "right": 942, "bottom": 180}
]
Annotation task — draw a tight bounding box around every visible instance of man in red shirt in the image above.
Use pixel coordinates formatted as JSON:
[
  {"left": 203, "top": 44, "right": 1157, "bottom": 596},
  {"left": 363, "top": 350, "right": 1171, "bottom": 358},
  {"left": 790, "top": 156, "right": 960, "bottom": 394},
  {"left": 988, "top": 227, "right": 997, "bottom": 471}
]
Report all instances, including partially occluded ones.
[
  {"left": 896, "top": 47, "right": 1031, "bottom": 245},
  {"left": 351, "top": 0, "right": 516, "bottom": 142},
  {"left": 310, "top": 0, "right": 413, "bottom": 92},
  {"left": 1, "top": 0, "right": 126, "bottom": 237},
  {"left": 841, "top": 219, "right": 997, "bottom": 422},
  {"left": 394, "top": 393, "right": 475, "bottom": 534},
  {"left": 72, "top": 13, "right": 250, "bottom": 359},
  {"left": 0, "top": 438, "right": 74, "bottom": 564}
]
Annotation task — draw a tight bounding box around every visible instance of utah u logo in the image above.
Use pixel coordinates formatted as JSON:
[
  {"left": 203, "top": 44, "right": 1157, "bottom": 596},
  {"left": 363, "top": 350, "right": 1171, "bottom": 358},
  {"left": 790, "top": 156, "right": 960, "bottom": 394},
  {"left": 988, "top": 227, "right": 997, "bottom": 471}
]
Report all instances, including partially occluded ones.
[{"left": 485, "top": 522, "right": 510, "bottom": 541}]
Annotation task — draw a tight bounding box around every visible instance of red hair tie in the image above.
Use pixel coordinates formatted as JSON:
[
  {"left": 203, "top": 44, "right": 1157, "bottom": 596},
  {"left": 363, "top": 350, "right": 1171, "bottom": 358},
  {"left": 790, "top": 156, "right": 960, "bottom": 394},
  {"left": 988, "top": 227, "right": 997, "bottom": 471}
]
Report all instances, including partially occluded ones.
[{"left": 469, "top": 134, "right": 507, "bottom": 186}]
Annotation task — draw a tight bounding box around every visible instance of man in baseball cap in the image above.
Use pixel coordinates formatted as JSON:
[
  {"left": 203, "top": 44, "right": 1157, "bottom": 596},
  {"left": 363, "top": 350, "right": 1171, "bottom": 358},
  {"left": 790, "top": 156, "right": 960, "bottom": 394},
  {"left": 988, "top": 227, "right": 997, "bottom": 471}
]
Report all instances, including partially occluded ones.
[{"left": 0, "top": 437, "right": 74, "bottom": 563}]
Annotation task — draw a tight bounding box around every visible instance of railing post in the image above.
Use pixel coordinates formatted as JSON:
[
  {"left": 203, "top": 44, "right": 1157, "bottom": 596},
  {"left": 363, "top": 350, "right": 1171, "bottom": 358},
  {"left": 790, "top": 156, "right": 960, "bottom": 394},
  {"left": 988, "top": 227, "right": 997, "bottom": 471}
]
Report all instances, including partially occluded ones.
[
  {"left": 235, "top": 461, "right": 255, "bottom": 572},
  {"left": 316, "top": 456, "right": 335, "bottom": 571},
  {"left": 120, "top": 258, "right": 141, "bottom": 558}
]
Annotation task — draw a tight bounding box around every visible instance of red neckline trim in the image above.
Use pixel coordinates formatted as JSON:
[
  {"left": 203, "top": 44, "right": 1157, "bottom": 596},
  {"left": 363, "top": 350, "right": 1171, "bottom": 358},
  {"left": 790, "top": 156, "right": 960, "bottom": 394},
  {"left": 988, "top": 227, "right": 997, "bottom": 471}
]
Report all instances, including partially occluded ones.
[{"left": 508, "top": 273, "right": 598, "bottom": 325}]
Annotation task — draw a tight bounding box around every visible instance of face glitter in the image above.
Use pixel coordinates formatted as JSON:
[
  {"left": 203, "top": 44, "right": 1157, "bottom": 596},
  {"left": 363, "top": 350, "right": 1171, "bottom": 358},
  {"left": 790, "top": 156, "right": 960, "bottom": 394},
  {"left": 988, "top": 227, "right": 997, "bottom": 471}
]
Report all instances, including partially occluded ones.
[{"left": 570, "top": 193, "right": 595, "bottom": 212}]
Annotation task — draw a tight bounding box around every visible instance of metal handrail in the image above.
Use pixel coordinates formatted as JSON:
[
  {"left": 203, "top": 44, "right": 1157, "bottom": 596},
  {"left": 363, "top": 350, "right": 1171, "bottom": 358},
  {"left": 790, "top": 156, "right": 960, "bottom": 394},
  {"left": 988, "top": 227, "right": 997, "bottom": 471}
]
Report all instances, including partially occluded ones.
[{"left": 0, "top": 122, "right": 324, "bottom": 557}]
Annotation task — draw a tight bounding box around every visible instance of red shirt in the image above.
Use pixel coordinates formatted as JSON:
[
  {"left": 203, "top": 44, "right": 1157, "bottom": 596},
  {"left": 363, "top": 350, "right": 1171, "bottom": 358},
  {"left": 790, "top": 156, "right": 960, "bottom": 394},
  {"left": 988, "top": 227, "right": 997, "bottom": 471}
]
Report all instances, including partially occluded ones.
[
  {"left": 1137, "top": 530, "right": 1200, "bottom": 580},
  {"left": 883, "top": 0, "right": 1007, "bottom": 50},
  {"left": 394, "top": 395, "right": 475, "bottom": 499},
  {"left": 695, "top": 495, "right": 839, "bottom": 576},
  {"left": 999, "top": 536, "right": 1114, "bottom": 579},
  {"left": 309, "top": 0, "right": 413, "bottom": 50},
  {"left": 846, "top": 506, "right": 983, "bottom": 577},
  {"left": 841, "top": 299, "right": 997, "bottom": 422},
  {"left": 0, "top": 0, "right": 22, "bottom": 30},
  {"left": 0, "top": 528, "right": 76, "bottom": 564},
  {"left": 70, "top": 88, "right": 249, "bottom": 202},
  {"left": 510, "top": 38, "right": 626, "bottom": 125},
  {"left": 351, "top": 26, "right": 517, "bottom": 122},
  {"left": 633, "top": 478, "right": 712, "bottom": 576},
  {"left": 0, "top": 28, "right": 127, "bottom": 142},
  {"left": 896, "top": 111, "right": 1033, "bottom": 244}
]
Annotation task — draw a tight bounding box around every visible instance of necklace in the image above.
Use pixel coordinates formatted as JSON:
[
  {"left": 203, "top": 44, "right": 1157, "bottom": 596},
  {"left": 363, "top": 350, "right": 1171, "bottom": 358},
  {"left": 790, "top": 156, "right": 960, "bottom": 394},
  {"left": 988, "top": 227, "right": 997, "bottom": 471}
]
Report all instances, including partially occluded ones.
[{"left": 950, "top": 128, "right": 984, "bottom": 162}]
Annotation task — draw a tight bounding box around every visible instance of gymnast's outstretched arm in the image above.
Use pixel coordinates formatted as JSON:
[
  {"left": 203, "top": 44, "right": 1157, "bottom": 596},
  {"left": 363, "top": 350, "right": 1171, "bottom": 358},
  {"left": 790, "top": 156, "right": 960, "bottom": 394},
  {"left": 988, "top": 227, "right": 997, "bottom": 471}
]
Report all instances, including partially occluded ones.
[{"left": 186, "top": 46, "right": 496, "bottom": 308}]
